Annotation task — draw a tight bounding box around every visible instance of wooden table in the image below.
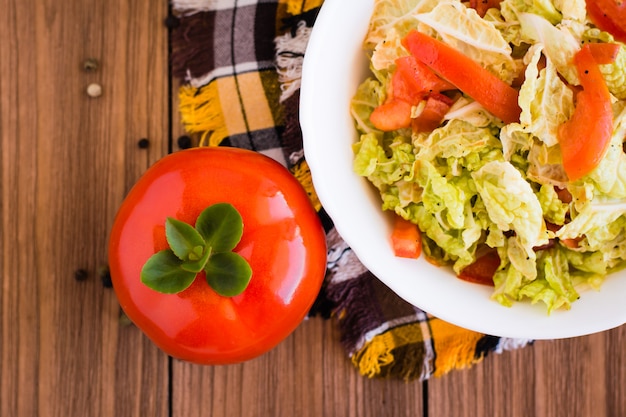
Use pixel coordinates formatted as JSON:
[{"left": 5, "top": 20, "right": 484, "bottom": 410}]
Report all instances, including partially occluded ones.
[{"left": 1, "top": 0, "right": 625, "bottom": 415}]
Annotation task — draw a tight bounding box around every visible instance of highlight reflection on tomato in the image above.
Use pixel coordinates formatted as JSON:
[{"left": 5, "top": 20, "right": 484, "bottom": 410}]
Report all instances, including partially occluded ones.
[{"left": 108, "top": 147, "right": 327, "bottom": 364}]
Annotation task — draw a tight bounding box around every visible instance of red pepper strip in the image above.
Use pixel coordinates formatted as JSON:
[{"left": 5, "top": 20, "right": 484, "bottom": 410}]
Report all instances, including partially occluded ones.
[
  {"left": 458, "top": 250, "right": 499, "bottom": 286},
  {"left": 391, "top": 216, "right": 422, "bottom": 259},
  {"left": 403, "top": 30, "right": 521, "bottom": 124},
  {"left": 412, "top": 93, "right": 455, "bottom": 133},
  {"left": 586, "top": 42, "right": 621, "bottom": 65},
  {"left": 557, "top": 44, "right": 614, "bottom": 181}
]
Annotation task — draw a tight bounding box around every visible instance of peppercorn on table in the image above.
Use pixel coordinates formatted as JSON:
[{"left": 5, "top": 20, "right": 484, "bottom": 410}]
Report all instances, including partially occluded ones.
[{"left": 1, "top": 0, "right": 625, "bottom": 416}]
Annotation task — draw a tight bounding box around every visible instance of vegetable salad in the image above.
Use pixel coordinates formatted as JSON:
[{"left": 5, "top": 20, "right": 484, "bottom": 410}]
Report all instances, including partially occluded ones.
[{"left": 351, "top": 0, "right": 626, "bottom": 312}]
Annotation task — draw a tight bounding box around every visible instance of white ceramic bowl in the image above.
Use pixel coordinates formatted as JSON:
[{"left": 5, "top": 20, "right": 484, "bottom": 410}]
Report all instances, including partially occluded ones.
[{"left": 300, "top": 0, "right": 626, "bottom": 339}]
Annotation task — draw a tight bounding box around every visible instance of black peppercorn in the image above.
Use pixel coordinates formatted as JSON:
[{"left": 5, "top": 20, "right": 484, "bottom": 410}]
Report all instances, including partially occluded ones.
[
  {"left": 99, "top": 266, "right": 113, "bottom": 288},
  {"left": 164, "top": 15, "right": 180, "bottom": 29},
  {"left": 74, "top": 268, "right": 89, "bottom": 281},
  {"left": 137, "top": 138, "right": 150, "bottom": 149},
  {"left": 83, "top": 58, "right": 99, "bottom": 72},
  {"left": 177, "top": 135, "right": 192, "bottom": 149}
]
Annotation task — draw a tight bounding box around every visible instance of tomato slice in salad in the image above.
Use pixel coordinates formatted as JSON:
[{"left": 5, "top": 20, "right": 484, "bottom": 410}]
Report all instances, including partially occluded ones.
[
  {"left": 411, "top": 93, "right": 455, "bottom": 133},
  {"left": 370, "top": 55, "right": 456, "bottom": 132},
  {"left": 370, "top": 98, "right": 413, "bottom": 131},
  {"left": 391, "top": 216, "right": 422, "bottom": 259},
  {"left": 586, "top": 42, "right": 621, "bottom": 64},
  {"left": 586, "top": 0, "right": 626, "bottom": 43},
  {"left": 403, "top": 30, "right": 521, "bottom": 124},
  {"left": 458, "top": 250, "right": 500, "bottom": 286},
  {"left": 468, "top": 0, "right": 502, "bottom": 17},
  {"left": 393, "top": 55, "right": 455, "bottom": 104}
]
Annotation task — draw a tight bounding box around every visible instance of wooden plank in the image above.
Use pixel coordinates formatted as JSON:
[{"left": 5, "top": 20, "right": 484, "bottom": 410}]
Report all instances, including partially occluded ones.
[
  {"left": 428, "top": 326, "right": 626, "bottom": 416},
  {"left": 0, "top": 0, "right": 170, "bottom": 415},
  {"left": 171, "top": 317, "right": 424, "bottom": 417},
  {"left": 604, "top": 327, "right": 626, "bottom": 417},
  {"left": 427, "top": 339, "right": 537, "bottom": 416}
]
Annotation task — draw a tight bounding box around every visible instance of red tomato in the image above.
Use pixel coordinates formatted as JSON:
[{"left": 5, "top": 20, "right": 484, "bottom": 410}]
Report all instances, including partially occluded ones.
[
  {"left": 546, "top": 221, "right": 581, "bottom": 249},
  {"left": 411, "top": 93, "right": 454, "bottom": 133},
  {"left": 370, "top": 98, "right": 413, "bottom": 131},
  {"left": 393, "top": 55, "right": 455, "bottom": 104},
  {"left": 403, "top": 30, "right": 521, "bottom": 124},
  {"left": 391, "top": 216, "right": 422, "bottom": 259},
  {"left": 371, "top": 55, "right": 455, "bottom": 132},
  {"left": 108, "top": 147, "right": 327, "bottom": 364},
  {"left": 458, "top": 250, "right": 500, "bottom": 286},
  {"left": 554, "top": 186, "right": 573, "bottom": 204},
  {"left": 469, "top": 0, "right": 502, "bottom": 17},
  {"left": 586, "top": 42, "right": 621, "bottom": 64},
  {"left": 586, "top": 0, "right": 626, "bottom": 43}
]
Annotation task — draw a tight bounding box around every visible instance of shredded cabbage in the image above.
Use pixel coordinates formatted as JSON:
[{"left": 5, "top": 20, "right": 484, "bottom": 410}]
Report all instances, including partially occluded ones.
[{"left": 351, "top": 0, "right": 626, "bottom": 312}]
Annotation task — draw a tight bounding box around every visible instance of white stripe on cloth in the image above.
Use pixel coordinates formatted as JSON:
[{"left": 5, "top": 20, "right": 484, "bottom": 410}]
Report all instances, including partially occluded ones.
[
  {"left": 325, "top": 228, "right": 369, "bottom": 284},
  {"left": 416, "top": 309, "right": 436, "bottom": 379},
  {"left": 187, "top": 60, "right": 276, "bottom": 87},
  {"left": 352, "top": 311, "right": 431, "bottom": 354},
  {"left": 274, "top": 21, "right": 312, "bottom": 102},
  {"left": 172, "top": 0, "right": 261, "bottom": 15},
  {"left": 494, "top": 337, "right": 532, "bottom": 353}
]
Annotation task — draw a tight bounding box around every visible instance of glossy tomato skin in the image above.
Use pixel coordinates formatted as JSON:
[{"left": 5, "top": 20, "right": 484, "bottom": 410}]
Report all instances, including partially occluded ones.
[{"left": 108, "top": 147, "right": 327, "bottom": 364}]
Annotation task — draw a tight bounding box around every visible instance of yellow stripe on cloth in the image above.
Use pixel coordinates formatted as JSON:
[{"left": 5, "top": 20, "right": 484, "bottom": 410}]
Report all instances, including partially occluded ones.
[
  {"left": 429, "top": 318, "right": 485, "bottom": 377},
  {"left": 279, "top": 0, "right": 324, "bottom": 15},
  {"left": 290, "top": 159, "right": 321, "bottom": 211},
  {"left": 214, "top": 76, "right": 247, "bottom": 136},
  {"left": 234, "top": 72, "right": 277, "bottom": 133},
  {"left": 351, "top": 322, "right": 424, "bottom": 379},
  {"left": 179, "top": 73, "right": 277, "bottom": 147},
  {"left": 179, "top": 82, "right": 229, "bottom": 147}
]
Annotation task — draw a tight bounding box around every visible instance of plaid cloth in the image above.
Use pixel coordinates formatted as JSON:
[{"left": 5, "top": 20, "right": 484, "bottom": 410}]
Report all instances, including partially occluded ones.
[{"left": 168, "top": 0, "right": 530, "bottom": 380}]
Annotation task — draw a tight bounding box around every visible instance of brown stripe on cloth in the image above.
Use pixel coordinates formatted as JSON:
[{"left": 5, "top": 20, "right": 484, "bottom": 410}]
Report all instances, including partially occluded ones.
[
  {"left": 171, "top": 12, "right": 215, "bottom": 80},
  {"left": 326, "top": 271, "right": 433, "bottom": 380},
  {"left": 279, "top": 91, "right": 303, "bottom": 164},
  {"left": 328, "top": 270, "right": 416, "bottom": 352}
]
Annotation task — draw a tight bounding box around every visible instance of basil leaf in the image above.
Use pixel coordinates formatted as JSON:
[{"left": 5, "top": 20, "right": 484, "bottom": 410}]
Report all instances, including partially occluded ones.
[
  {"left": 195, "top": 203, "right": 243, "bottom": 253},
  {"left": 204, "top": 252, "right": 252, "bottom": 297},
  {"left": 166, "top": 217, "right": 207, "bottom": 261},
  {"left": 140, "top": 203, "right": 251, "bottom": 297},
  {"left": 141, "top": 249, "right": 197, "bottom": 294},
  {"left": 181, "top": 246, "right": 211, "bottom": 273}
]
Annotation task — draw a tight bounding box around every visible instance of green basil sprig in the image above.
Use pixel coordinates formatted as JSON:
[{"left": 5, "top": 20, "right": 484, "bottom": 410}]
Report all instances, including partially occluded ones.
[{"left": 140, "top": 203, "right": 252, "bottom": 296}]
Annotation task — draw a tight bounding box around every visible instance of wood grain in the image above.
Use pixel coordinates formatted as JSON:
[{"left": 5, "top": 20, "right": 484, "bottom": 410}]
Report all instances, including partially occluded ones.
[
  {"left": 171, "top": 317, "right": 424, "bottom": 417},
  {"left": 428, "top": 327, "right": 626, "bottom": 416},
  {"left": 0, "top": 0, "right": 170, "bottom": 415},
  {"left": 2, "top": 0, "right": 626, "bottom": 416}
]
